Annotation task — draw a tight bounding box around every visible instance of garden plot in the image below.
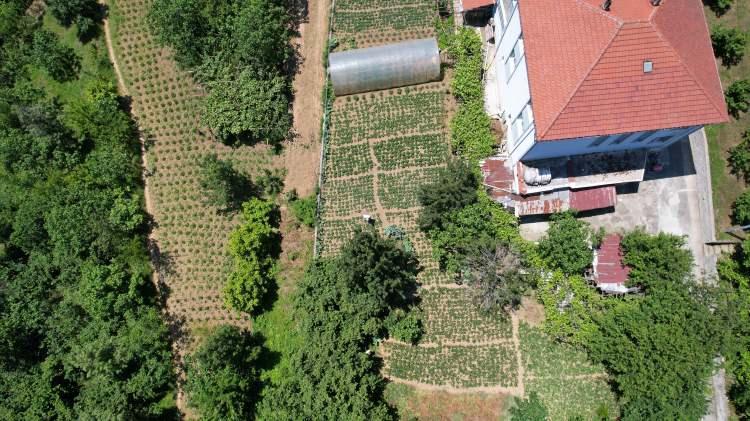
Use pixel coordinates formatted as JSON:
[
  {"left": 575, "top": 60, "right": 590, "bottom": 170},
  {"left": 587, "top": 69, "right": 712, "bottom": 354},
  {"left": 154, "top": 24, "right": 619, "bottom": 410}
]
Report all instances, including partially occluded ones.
[
  {"left": 519, "top": 323, "right": 619, "bottom": 419},
  {"left": 330, "top": 87, "right": 447, "bottom": 145},
  {"left": 379, "top": 167, "right": 444, "bottom": 209},
  {"left": 325, "top": 142, "right": 373, "bottom": 179},
  {"left": 383, "top": 341, "right": 519, "bottom": 389},
  {"left": 332, "top": 0, "right": 436, "bottom": 49},
  {"left": 420, "top": 288, "right": 514, "bottom": 345},
  {"left": 108, "top": 0, "right": 278, "bottom": 336},
  {"left": 319, "top": 175, "right": 376, "bottom": 218}
]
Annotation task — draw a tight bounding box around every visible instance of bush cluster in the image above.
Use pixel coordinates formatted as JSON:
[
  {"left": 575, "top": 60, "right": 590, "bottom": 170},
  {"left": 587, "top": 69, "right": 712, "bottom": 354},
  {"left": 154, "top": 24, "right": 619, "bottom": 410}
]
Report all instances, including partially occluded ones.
[
  {"left": 223, "top": 199, "right": 281, "bottom": 315},
  {"left": 446, "top": 28, "right": 496, "bottom": 162},
  {"left": 148, "top": 0, "right": 293, "bottom": 146}
]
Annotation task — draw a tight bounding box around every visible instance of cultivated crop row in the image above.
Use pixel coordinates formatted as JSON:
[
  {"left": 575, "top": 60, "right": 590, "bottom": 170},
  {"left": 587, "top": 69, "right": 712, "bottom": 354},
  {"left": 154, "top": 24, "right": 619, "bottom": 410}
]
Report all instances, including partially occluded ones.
[
  {"left": 383, "top": 342, "right": 519, "bottom": 388},
  {"left": 421, "top": 288, "right": 514, "bottom": 344}
]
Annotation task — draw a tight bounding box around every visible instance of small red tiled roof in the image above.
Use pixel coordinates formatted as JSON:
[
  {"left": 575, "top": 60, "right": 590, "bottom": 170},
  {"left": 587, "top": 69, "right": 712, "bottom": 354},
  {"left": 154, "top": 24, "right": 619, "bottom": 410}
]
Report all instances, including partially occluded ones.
[
  {"left": 596, "top": 234, "right": 631, "bottom": 285},
  {"left": 519, "top": 0, "right": 728, "bottom": 141},
  {"left": 461, "top": 0, "right": 494, "bottom": 12}
]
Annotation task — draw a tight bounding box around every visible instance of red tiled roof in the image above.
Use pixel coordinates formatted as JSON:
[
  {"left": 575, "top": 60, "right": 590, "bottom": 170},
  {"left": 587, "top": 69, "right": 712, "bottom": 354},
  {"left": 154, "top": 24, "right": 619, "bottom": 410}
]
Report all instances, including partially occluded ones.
[
  {"left": 462, "top": 0, "right": 494, "bottom": 12},
  {"left": 518, "top": 0, "right": 728, "bottom": 141},
  {"left": 596, "top": 234, "right": 631, "bottom": 285}
]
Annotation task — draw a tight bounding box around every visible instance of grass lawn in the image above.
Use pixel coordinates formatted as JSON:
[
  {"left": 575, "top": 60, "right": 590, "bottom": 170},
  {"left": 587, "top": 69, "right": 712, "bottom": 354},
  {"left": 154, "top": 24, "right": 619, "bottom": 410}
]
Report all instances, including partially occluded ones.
[
  {"left": 704, "top": 3, "right": 750, "bottom": 236},
  {"left": 32, "top": 14, "right": 115, "bottom": 102}
]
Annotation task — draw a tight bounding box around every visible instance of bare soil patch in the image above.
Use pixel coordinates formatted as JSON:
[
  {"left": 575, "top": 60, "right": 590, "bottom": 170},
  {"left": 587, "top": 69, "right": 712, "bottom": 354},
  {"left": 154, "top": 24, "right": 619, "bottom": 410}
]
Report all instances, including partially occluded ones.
[
  {"left": 515, "top": 296, "right": 545, "bottom": 327},
  {"left": 284, "top": 0, "right": 330, "bottom": 196}
]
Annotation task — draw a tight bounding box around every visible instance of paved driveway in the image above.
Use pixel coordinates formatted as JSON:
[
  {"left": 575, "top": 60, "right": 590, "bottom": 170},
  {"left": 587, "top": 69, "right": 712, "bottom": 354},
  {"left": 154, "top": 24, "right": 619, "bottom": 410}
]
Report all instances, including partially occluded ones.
[{"left": 519, "top": 129, "right": 717, "bottom": 277}]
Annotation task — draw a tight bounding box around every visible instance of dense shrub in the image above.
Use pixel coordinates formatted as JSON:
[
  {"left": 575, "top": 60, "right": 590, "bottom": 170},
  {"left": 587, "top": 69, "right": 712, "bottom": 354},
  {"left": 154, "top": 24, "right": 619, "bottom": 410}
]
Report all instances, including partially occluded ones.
[
  {"left": 385, "top": 308, "right": 424, "bottom": 344},
  {"left": 733, "top": 190, "right": 750, "bottom": 226},
  {"left": 417, "top": 159, "right": 478, "bottom": 232},
  {"left": 148, "top": 0, "right": 293, "bottom": 146},
  {"left": 184, "top": 325, "right": 264, "bottom": 421},
  {"left": 223, "top": 199, "right": 281, "bottom": 314},
  {"left": 537, "top": 271, "right": 607, "bottom": 346},
  {"left": 46, "top": 0, "right": 101, "bottom": 40},
  {"left": 451, "top": 100, "right": 496, "bottom": 162},
  {"left": 538, "top": 211, "right": 595, "bottom": 276},
  {"left": 726, "top": 79, "right": 750, "bottom": 119},
  {"left": 705, "top": 0, "right": 736, "bottom": 16},
  {"left": 197, "top": 153, "right": 253, "bottom": 211},
  {"left": 621, "top": 229, "right": 693, "bottom": 291},
  {"left": 729, "top": 130, "right": 750, "bottom": 182},
  {"left": 448, "top": 28, "right": 483, "bottom": 102},
  {"left": 510, "top": 392, "right": 549, "bottom": 421},
  {"left": 288, "top": 192, "right": 317, "bottom": 228},
  {"left": 257, "top": 228, "right": 419, "bottom": 419},
  {"left": 712, "top": 25, "right": 747, "bottom": 67}
]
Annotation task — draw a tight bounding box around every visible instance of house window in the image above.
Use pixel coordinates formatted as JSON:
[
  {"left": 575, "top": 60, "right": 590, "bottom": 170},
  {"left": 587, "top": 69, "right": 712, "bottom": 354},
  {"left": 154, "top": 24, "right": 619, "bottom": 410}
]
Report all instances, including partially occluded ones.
[
  {"left": 631, "top": 132, "right": 651, "bottom": 143},
  {"left": 588, "top": 136, "right": 607, "bottom": 148},
  {"left": 500, "top": 0, "right": 518, "bottom": 28},
  {"left": 505, "top": 36, "right": 524, "bottom": 81},
  {"left": 510, "top": 101, "right": 533, "bottom": 145},
  {"left": 649, "top": 134, "right": 673, "bottom": 144}
]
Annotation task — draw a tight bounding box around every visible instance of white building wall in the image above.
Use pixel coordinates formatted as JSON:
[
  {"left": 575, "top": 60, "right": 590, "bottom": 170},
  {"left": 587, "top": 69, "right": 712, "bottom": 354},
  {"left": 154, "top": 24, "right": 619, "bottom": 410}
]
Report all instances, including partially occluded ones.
[{"left": 491, "top": 1, "right": 533, "bottom": 160}]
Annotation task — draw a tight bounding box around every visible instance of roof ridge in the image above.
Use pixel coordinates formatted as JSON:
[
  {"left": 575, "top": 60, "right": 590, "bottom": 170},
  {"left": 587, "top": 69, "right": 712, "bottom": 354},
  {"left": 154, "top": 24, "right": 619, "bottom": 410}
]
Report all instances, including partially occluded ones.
[
  {"left": 650, "top": 17, "right": 727, "bottom": 120},
  {"left": 576, "top": 0, "right": 623, "bottom": 24},
  {"left": 536, "top": 16, "right": 623, "bottom": 139}
]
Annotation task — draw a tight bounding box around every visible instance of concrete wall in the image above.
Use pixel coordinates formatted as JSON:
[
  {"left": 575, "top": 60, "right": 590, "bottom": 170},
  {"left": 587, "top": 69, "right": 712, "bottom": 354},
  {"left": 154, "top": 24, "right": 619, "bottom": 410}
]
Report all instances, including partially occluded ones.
[{"left": 521, "top": 126, "right": 701, "bottom": 161}]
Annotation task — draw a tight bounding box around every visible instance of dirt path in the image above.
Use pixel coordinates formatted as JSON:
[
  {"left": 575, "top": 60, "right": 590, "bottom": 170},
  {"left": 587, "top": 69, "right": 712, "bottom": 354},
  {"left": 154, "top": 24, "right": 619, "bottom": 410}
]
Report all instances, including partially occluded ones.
[
  {"left": 284, "top": 0, "right": 330, "bottom": 196},
  {"left": 102, "top": 13, "right": 129, "bottom": 96}
]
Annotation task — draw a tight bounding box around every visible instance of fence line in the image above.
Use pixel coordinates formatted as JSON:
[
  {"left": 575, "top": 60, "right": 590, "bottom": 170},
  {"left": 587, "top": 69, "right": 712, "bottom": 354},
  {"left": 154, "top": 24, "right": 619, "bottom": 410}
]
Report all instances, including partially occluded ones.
[{"left": 313, "top": 0, "right": 337, "bottom": 258}]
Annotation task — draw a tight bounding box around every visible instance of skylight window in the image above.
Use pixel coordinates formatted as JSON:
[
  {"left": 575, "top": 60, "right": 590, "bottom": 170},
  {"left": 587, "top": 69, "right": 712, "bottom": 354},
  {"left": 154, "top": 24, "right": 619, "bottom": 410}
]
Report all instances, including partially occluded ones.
[{"left": 643, "top": 60, "right": 654, "bottom": 73}]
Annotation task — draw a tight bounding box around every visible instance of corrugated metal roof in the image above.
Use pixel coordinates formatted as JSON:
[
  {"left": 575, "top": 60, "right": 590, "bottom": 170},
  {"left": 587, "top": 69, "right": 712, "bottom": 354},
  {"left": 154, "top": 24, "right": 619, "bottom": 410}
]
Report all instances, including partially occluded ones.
[
  {"left": 461, "top": 0, "right": 495, "bottom": 12},
  {"left": 596, "top": 234, "right": 631, "bottom": 285},
  {"left": 570, "top": 186, "right": 616, "bottom": 212}
]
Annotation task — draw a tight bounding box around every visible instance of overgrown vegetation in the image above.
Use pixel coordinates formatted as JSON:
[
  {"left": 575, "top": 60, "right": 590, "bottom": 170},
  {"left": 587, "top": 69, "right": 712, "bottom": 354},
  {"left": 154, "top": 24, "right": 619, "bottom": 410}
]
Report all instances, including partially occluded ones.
[
  {"left": 257, "top": 228, "right": 420, "bottom": 419},
  {"left": 184, "top": 325, "right": 265, "bottom": 420},
  {"left": 444, "top": 28, "right": 496, "bottom": 162},
  {"left": 712, "top": 25, "right": 747, "bottom": 67},
  {"left": 0, "top": 5, "right": 175, "bottom": 417},
  {"left": 223, "top": 199, "right": 281, "bottom": 315},
  {"left": 538, "top": 228, "right": 725, "bottom": 419},
  {"left": 726, "top": 79, "right": 750, "bottom": 119},
  {"left": 509, "top": 392, "right": 548, "bottom": 421},
  {"left": 538, "top": 211, "right": 601, "bottom": 276},
  {"left": 148, "top": 0, "right": 293, "bottom": 146},
  {"left": 732, "top": 190, "right": 750, "bottom": 225},
  {"left": 287, "top": 190, "right": 317, "bottom": 228}
]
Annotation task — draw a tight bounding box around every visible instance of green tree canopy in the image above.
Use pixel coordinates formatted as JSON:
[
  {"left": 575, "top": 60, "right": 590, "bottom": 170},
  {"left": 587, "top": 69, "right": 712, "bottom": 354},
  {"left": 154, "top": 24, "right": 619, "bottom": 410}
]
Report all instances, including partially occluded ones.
[
  {"left": 184, "top": 325, "right": 264, "bottom": 421},
  {"left": 258, "top": 228, "right": 419, "bottom": 419},
  {"left": 417, "top": 159, "right": 479, "bottom": 232},
  {"left": 726, "top": 79, "right": 750, "bottom": 119},
  {"left": 538, "top": 211, "right": 595, "bottom": 276},
  {"left": 711, "top": 25, "right": 747, "bottom": 67},
  {"left": 202, "top": 70, "right": 290, "bottom": 146},
  {"left": 197, "top": 153, "right": 254, "bottom": 211},
  {"left": 223, "top": 198, "right": 281, "bottom": 314}
]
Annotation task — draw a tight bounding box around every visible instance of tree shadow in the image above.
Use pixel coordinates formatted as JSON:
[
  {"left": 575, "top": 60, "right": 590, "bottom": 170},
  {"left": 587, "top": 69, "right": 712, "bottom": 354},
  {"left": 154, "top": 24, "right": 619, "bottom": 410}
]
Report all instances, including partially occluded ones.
[
  {"left": 148, "top": 240, "right": 176, "bottom": 308},
  {"left": 703, "top": 0, "right": 733, "bottom": 17}
]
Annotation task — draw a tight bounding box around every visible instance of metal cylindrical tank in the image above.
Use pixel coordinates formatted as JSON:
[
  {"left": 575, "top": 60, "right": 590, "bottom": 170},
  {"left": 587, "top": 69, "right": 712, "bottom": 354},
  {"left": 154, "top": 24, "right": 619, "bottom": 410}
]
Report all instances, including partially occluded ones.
[{"left": 328, "top": 38, "right": 441, "bottom": 96}]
